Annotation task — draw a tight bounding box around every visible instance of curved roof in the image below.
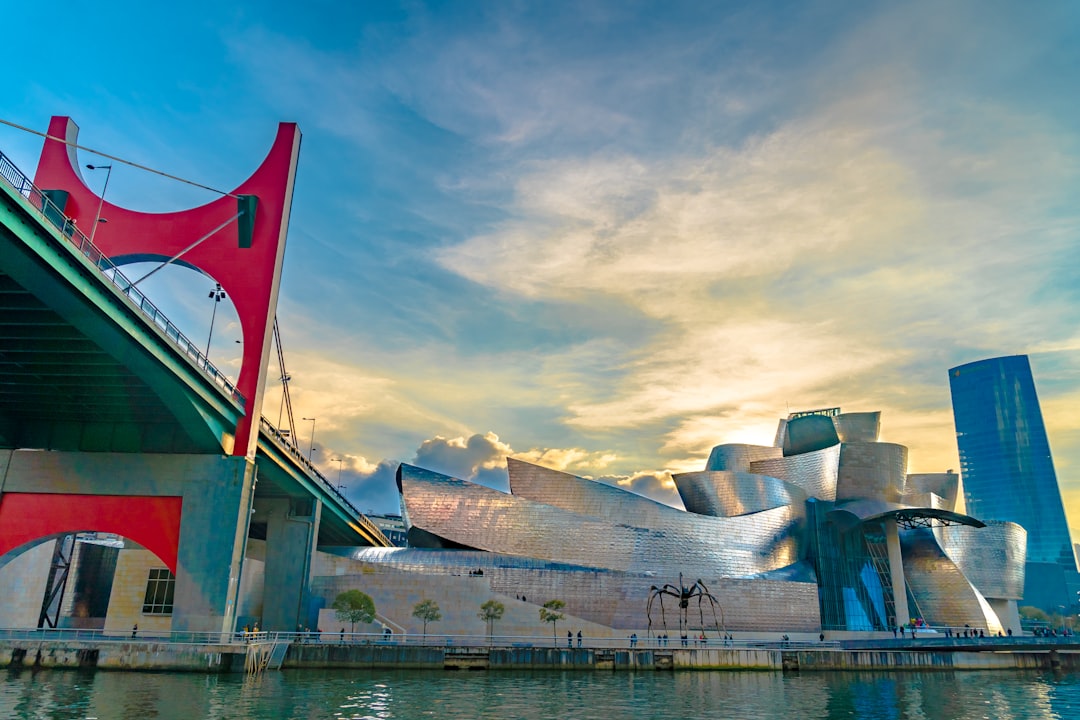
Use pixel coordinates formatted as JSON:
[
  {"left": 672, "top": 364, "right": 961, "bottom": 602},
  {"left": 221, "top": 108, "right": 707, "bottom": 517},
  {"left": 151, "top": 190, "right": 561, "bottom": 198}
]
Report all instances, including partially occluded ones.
[{"left": 828, "top": 500, "right": 985, "bottom": 530}]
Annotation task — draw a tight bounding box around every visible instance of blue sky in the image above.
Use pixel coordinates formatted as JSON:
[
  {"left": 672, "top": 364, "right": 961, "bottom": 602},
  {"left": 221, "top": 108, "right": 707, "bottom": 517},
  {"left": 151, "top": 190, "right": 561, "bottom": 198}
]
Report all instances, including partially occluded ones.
[{"left": 4, "top": 1, "right": 1080, "bottom": 532}]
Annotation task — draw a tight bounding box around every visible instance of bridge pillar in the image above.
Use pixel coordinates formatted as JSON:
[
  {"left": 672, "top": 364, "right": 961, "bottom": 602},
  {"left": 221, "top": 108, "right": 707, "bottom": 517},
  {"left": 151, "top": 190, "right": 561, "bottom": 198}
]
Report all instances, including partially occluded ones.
[
  {"left": 0, "top": 450, "right": 256, "bottom": 634},
  {"left": 257, "top": 497, "right": 322, "bottom": 631}
]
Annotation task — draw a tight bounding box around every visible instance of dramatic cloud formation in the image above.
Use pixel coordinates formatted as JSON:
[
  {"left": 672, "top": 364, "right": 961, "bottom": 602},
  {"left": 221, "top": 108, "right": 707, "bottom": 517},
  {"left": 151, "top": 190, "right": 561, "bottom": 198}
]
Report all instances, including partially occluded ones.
[{"left": 4, "top": 0, "right": 1079, "bottom": 536}]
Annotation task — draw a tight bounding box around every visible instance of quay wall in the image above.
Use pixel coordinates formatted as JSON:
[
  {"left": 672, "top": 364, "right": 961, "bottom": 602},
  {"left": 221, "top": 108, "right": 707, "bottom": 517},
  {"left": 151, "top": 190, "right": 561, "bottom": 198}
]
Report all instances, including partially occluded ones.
[
  {"left": 3, "top": 640, "right": 1079, "bottom": 673},
  {"left": 0, "top": 640, "right": 243, "bottom": 672}
]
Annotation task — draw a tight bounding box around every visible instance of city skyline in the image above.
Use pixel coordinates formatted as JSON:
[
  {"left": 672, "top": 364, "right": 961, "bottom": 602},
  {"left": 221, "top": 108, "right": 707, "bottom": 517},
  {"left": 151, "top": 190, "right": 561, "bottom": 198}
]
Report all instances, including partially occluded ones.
[{"left": 3, "top": 1, "right": 1078, "bottom": 532}]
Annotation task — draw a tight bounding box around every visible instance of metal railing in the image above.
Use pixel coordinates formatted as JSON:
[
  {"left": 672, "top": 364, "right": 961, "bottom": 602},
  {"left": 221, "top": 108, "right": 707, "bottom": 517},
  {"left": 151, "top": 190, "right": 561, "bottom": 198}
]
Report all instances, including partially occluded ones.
[
  {"left": 0, "top": 149, "right": 244, "bottom": 407},
  {"left": 0, "top": 627, "right": 841, "bottom": 650},
  {"left": 258, "top": 416, "right": 387, "bottom": 542}
]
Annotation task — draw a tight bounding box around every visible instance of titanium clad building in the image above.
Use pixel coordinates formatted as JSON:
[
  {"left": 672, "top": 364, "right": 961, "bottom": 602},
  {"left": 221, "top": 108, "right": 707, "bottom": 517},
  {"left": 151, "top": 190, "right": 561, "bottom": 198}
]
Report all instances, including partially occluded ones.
[{"left": 949, "top": 355, "right": 1079, "bottom": 610}]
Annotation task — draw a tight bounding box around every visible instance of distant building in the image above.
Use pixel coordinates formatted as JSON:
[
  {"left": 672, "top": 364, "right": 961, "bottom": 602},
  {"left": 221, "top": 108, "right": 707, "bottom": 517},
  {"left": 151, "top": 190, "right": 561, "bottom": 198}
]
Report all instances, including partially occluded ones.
[
  {"left": 949, "top": 355, "right": 1079, "bottom": 611},
  {"left": 366, "top": 514, "right": 408, "bottom": 547}
]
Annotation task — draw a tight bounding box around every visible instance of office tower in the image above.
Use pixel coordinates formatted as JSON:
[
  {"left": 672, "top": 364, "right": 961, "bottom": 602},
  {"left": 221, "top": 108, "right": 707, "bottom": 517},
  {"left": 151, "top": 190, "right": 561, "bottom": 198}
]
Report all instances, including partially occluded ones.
[{"left": 949, "top": 355, "right": 1078, "bottom": 611}]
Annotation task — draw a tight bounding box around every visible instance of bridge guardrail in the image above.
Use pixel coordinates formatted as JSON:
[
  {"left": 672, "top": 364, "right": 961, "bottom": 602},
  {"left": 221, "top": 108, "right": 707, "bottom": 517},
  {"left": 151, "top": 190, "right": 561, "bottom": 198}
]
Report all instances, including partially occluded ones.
[
  {"left": 258, "top": 416, "right": 388, "bottom": 542},
  {"left": 0, "top": 149, "right": 244, "bottom": 407}
]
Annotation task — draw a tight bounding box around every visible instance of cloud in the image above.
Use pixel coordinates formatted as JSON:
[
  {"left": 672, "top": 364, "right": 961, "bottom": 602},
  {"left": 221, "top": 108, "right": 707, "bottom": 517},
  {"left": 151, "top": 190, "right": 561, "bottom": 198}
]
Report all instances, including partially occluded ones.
[{"left": 413, "top": 432, "right": 514, "bottom": 490}]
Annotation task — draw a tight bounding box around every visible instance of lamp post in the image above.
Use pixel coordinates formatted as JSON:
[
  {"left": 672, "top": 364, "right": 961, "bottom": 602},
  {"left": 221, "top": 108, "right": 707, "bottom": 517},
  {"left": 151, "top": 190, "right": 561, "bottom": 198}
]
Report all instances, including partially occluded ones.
[
  {"left": 205, "top": 283, "right": 226, "bottom": 361},
  {"left": 332, "top": 457, "right": 343, "bottom": 485},
  {"left": 85, "top": 164, "right": 112, "bottom": 243},
  {"left": 302, "top": 417, "right": 316, "bottom": 461}
]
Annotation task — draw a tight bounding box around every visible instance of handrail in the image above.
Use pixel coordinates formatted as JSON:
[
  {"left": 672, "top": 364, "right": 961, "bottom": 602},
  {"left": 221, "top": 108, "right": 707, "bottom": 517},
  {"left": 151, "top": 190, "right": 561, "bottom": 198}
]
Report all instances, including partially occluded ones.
[
  {"left": 258, "top": 416, "right": 388, "bottom": 543},
  {"left": 0, "top": 149, "right": 245, "bottom": 407}
]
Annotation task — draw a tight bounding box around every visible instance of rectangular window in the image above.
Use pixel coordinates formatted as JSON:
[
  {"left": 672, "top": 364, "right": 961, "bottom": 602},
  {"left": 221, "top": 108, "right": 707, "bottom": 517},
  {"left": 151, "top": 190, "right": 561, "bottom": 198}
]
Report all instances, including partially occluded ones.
[{"left": 142, "top": 568, "right": 175, "bottom": 615}]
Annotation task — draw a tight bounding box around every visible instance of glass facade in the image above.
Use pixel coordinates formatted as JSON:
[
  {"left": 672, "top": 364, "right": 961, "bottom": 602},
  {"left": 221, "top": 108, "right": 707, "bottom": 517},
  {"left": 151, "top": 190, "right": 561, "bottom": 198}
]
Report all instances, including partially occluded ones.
[
  {"left": 949, "top": 356, "right": 1074, "bottom": 567},
  {"left": 949, "top": 355, "right": 1078, "bottom": 610}
]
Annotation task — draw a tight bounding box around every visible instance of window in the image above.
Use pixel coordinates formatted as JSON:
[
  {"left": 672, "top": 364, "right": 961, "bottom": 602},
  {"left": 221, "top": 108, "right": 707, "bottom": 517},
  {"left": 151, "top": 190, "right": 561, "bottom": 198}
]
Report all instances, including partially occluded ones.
[{"left": 142, "top": 568, "right": 175, "bottom": 615}]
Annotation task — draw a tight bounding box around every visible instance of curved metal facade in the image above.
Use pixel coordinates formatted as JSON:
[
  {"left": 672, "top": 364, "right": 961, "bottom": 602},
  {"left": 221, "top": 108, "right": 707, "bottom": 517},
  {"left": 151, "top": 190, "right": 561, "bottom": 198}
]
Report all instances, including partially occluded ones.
[
  {"left": 673, "top": 471, "right": 807, "bottom": 518},
  {"left": 936, "top": 521, "right": 1026, "bottom": 600},
  {"left": 750, "top": 444, "right": 840, "bottom": 501},
  {"left": 901, "top": 527, "right": 1005, "bottom": 633},
  {"left": 836, "top": 442, "right": 907, "bottom": 502},
  {"left": 833, "top": 412, "right": 881, "bottom": 443},
  {"left": 325, "top": 406, "right": 1027, "bottom": 635},
  {"left": 705, "top": 444, "right": 782, "bottom": 472},
  {"left": 401, "top": 463, "right": 803, "bottom": 578}
]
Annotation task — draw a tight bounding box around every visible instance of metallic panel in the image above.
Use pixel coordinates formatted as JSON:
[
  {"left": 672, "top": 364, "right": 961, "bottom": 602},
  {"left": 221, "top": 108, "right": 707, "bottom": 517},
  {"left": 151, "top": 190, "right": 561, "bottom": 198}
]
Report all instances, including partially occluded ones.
[
  {"left": 900, "top": 527, "right": 1004, "bottom": 633},
  {"left": 936, "top": 521, "right": 1026, "bottom": 599},
  {"left": 837, "top": 442, "right": 907, "bottom": 502},
  {"left": 833, "top": 412, "right": 881, "bottom": 443},
  {"left": 782, "top": 415, "right": 840, "bottom": 457},
  {"left": 400, "top": 463, "right": 803, "bottom": 579},
  {"left": 750, "top": 444, "right": 840, "bottom": 501},
  {"left": 506, "top": 458, "right": 683, "bottom": 527},
  {"left": 673, "top": 470, "right": 807, "bottom": 518},
  {"left": 905, "top": 473, "right": 959, "bottom": 512},
  {"left": 704, "top": 444, "right": 782, "bottom": 472}
]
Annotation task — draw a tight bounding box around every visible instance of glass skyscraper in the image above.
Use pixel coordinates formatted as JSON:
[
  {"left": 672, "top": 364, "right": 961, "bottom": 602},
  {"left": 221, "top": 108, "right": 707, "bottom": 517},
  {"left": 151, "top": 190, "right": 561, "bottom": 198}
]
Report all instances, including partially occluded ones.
[{"left": 949, "top": 355, "right": 1078, "bottom": 610}]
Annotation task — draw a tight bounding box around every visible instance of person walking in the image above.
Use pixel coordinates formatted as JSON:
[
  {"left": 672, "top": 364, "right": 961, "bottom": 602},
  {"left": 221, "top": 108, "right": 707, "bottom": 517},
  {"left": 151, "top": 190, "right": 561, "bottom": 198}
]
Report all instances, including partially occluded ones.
[{"left": 577, "top": 630, "right": 582, "bottom": 648}]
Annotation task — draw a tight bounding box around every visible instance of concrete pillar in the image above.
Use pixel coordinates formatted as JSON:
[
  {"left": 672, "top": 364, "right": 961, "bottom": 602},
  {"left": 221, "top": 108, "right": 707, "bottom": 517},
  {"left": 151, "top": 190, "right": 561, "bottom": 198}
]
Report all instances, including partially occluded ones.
[
  {"left": 0, "top": 451, "right": 257, "bottom": 636},
  {"left": 257, "top": 496, "right": 322, "bottom": 631},
  {"left": 172, "top": 456, "right": 257, "bottom": 634},
  {"left": 885, "top": 516, "right": 909, "bottom": 630}
]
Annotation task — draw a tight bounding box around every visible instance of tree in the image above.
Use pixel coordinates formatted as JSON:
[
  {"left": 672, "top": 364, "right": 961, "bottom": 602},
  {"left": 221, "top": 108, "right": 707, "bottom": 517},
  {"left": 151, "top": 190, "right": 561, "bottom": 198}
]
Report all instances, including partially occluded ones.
[
  {"left": 539, "top": 599, "right": 565, "bottom": 645},
  {"left": 478, "top": 599, "right": 505, "bottom": 642},
  {"left": 412, "top": 599, "right": 442, "bottom": 638},
  {"left": 332, "top": 589, "right": 376, "bottom": 632}
]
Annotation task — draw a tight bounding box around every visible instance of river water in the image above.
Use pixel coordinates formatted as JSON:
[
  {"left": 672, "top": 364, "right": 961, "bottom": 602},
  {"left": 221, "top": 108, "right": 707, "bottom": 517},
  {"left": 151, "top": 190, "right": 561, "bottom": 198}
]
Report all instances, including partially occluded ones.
[{"left": 2, "top": 668, "right": 1079, "bottom": 719}]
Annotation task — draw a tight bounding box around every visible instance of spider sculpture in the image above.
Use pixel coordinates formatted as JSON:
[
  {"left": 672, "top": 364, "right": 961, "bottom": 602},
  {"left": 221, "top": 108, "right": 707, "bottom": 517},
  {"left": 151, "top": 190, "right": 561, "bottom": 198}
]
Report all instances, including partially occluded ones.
[{"left": 646, "top": 573, "right": 725, "bottom": 642}]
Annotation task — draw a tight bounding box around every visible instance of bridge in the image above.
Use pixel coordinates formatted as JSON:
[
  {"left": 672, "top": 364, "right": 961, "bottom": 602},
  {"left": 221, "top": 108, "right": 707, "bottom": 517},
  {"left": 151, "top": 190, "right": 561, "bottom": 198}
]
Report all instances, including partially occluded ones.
[{"left": 0, "top": 117, "right": 389, "bottom": 635}]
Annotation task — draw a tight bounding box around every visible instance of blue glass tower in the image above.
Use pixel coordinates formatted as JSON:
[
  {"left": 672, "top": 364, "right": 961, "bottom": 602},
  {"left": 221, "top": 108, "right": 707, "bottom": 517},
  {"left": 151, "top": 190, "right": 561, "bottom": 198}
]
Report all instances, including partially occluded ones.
[{"left": 949, "top": 355, "right": 1078, "bottom": 610}]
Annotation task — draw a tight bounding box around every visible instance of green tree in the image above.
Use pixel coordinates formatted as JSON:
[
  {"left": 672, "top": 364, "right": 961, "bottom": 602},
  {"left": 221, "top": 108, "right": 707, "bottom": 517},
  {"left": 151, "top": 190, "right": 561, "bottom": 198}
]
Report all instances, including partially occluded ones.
[
  {"left": 539, "top": 599, "right": 566, "bottom": 645},
  {"left": 478, "top": 599, "right": 505, "bottom": 642},
  {"left": 332, "top": 589, "right": 376, "bottom": 632},
  {"left": 412, "top": 599, "right": 442, "bottom": 638}
]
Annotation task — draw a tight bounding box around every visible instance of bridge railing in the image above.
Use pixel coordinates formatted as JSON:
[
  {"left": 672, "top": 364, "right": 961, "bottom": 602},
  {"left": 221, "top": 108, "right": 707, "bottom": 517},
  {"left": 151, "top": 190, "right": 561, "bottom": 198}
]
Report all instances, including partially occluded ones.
[
  {"left": 0, "top": 149, "right": 244, "bottom": 407},
  {"left": 258, "top": 416, "right": 387, "bottom": 543}
]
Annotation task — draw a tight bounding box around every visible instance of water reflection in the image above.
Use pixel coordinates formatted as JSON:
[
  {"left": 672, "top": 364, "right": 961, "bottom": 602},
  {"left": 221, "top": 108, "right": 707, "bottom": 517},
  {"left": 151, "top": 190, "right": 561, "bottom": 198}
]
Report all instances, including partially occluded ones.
[{"left": 2, "top": 667, "right": 1078, "bottom": 719}]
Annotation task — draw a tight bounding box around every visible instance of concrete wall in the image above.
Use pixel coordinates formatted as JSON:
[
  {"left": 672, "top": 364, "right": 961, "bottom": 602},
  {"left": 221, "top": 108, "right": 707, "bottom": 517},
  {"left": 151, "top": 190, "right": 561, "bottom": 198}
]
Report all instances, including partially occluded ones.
[
  {"left": 103, "top": 547, "right": 172, "bottom": 637},
  {"left": 0, "top": 540, "right": 52, "bottom": 628},
  {"left": 0, "top": 451, "right": 256, "bottom": 634}
]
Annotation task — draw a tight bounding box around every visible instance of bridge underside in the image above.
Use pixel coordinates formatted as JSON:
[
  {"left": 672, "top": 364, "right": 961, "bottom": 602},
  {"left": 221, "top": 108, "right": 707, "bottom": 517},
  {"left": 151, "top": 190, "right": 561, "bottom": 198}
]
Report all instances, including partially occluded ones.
[{"left": 0, "top": 150, "right": 386, "bottom": 634}]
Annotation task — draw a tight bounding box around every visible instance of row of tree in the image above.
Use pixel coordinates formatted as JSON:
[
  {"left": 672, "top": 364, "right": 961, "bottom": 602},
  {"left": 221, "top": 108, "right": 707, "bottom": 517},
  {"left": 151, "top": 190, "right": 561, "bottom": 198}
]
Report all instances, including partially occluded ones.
[{"left": 331, "top": 591, "right": 570, "bottom": 640}]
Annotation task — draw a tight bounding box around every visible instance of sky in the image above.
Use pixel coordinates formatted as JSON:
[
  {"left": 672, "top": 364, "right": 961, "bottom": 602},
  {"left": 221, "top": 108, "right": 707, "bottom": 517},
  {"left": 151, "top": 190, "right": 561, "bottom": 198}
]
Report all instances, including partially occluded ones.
[{"left": 3, "top": 1, "right": 1079, "bottom": 533}]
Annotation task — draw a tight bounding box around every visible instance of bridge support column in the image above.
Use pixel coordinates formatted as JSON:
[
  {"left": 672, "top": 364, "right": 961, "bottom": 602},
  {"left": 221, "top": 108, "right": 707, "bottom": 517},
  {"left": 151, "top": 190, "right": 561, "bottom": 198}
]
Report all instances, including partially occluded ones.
[
  {"left": 258, "top": 497, "right": 322, "bottom": 631},
  {"left": 0, "top": 451, "right": 256, "bottom": 635},
  {"left": 885, "top": 516, "right": 909, "bottom": 631},
  {"left": 172, "top": 456, "right": 257, "bottom": 634}
]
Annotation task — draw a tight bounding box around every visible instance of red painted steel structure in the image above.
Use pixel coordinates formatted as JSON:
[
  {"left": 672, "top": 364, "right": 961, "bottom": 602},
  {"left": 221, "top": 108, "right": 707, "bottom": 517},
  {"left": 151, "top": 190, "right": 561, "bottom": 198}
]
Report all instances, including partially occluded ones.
[
  {"left": 32, "top": 116, "right": 301, "bottom": 458},
  {"left": 0, "top": 494, "right": 182, "bottom": 572}
]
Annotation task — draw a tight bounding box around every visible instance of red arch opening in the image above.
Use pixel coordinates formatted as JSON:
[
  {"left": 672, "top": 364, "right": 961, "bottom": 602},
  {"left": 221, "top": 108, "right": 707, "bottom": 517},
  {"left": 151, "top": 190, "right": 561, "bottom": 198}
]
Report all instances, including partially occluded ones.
[{"left": 0, "top": 493, "right": 182, "bottom": 572}]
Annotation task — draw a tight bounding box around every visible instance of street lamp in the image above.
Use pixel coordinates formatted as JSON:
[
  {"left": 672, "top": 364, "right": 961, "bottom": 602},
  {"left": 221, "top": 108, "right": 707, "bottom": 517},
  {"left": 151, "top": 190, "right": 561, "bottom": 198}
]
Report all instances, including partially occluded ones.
[
  {"left": 205, "top": 283, "right": 226, "bottom": 360},
  {"left": 302, "top": 417, "right": 316, "bottom": 461},
  {"left": 85, "top": 164, "right": 112, "bottom": 243},
  {"left": 332, "top": 457, "right": 343, "bottom": 485}
]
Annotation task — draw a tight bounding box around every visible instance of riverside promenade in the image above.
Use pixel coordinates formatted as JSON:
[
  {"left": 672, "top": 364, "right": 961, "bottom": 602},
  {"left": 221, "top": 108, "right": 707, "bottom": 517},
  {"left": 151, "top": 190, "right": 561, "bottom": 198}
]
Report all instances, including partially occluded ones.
[{"left": 2, "top": 629, "right": 1079, "bottom": 673}]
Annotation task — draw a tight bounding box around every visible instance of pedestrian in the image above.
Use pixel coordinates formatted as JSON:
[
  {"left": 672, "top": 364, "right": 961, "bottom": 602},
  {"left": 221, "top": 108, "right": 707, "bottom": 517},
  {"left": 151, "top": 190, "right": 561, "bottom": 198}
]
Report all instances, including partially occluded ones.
[
  {"left": 567, "top": 630, "right": 572, "bottom": 648},
  {"left": 1007, "top": 628, "right": 1013, "bottom": 637},
  {"left": 892, "top": 626, "right": 897, "bottom": 638},
  {"left": 340, "top": 628, "right": 345, "bottom": 642},
  {"left": 131, "top": 623, "right": 138, "bottom": 639},
  {"left": 577, "top": 630, "right": 582, "bottom": 648},
  {"left": 819, "top": 632, "right": 825, "bottom": 642}
]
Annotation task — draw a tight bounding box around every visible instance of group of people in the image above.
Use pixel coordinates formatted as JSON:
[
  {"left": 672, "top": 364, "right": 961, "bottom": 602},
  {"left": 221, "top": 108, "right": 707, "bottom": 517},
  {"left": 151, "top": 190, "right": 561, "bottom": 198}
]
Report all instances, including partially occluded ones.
[{"left": 566, "top": 630, "right": 583, "bottom": 647}]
